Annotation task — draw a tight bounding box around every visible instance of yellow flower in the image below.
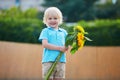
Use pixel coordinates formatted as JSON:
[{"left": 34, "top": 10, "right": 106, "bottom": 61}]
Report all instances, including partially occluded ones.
[
  {"left": 77, "top": 32, "right": 85, "bottom": 49},
  {"left": 78, "top": 40, "right": 85, "bottom": 49},
  {"left": 77, "top": 33, "right": 84, "bottom": 40},
  {"left": 74, "top": 25, "right": 85, "bottom": 33}
]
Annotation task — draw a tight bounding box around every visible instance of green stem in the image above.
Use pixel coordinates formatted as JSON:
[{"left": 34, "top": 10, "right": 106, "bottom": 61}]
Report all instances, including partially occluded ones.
[{"left": 45, "top": 52, "right": 63, "bottom": 80}]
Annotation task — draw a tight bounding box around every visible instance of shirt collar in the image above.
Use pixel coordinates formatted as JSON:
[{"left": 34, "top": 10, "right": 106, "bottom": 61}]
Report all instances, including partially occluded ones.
[{"left": 47, "top": 26, "right": 62, "bottom": 32}]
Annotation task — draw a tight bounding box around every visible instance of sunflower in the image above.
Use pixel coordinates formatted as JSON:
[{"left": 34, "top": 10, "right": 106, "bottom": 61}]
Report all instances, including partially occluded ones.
[
  {"left": 74, "top": 25, "right": 85, "bottom": 33},
  {"left": 77, "top": 32, "right": 85, "bottom": 49}
]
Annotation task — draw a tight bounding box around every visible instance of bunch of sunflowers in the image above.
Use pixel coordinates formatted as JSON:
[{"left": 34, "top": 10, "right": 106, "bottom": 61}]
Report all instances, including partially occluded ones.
[{"left": 45, "top": 25, "right": 92, "bottom": 80}]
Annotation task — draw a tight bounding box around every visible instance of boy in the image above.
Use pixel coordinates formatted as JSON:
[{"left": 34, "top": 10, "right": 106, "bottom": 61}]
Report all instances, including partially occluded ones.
[{"left": 39, "top": 7, "right": 68, "bottom": 80}]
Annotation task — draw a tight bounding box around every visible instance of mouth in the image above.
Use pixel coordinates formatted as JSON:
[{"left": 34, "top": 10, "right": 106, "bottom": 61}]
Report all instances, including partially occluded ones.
[{"left": 50, "top": 23, "right": 56, "bottom": 25}]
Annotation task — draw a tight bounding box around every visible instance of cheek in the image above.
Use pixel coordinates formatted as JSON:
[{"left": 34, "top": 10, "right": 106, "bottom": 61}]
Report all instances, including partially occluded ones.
[
  {"left": 46, "top": 20, "right": 51, "bottom": 24},
  {"left": 56, "top": 19, "right": 60, "bottom": 23}
]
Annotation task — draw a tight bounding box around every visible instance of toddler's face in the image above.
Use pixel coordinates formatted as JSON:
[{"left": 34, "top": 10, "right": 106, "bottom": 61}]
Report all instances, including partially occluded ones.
[{"left": 46, "top": 13, "right": 59, "bottom": 29}]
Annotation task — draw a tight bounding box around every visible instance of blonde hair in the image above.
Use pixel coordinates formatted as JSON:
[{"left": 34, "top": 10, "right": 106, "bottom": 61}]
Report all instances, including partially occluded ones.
[{"left": 43, "top": 7, "right": 63, "bottom": 25}]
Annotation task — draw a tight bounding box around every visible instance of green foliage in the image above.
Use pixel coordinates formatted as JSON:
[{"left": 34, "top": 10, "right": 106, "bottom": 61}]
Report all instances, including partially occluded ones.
[
  {"left": 42, "top": 0, "right": 97, "bottom": 22},
  {"left": 95, "top": 0, "right": 120, "bottom": 19},
  {"left": 0, "top": 18, "right": 44, "bottom": 43},
  {"left": 0, "top": 7, "right": 120, "bottom": 46},
  {"left": 0, "top": 7, "right": 39, "bottom": 19},
  {"left": 0, "top": 7, "right": 44, "bottom": 43},
  {"left": 78, "top": 19, "right": 120, "bottom": 46},
  {"left": 42, "top": 0, "right": 120, "bottom": 22},
  {"left": 62, "top": 19, "right": 120, "bottom": 46}
]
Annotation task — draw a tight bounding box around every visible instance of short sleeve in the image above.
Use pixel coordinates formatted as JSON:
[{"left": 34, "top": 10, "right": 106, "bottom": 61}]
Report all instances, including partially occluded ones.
[
  {"left": 38, "top": 28, "right": 48, "bottom": 42},
  {"left": 64, "top": 30, "right": 68, "bottom": 37},
  {"left": 62, "top": 29, "right": 68, "bottom": 37}
]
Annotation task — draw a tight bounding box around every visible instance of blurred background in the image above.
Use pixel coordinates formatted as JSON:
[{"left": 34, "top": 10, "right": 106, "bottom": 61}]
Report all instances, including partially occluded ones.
[{"left": 0, "top": 0, "right": 120, "bottom": 80}]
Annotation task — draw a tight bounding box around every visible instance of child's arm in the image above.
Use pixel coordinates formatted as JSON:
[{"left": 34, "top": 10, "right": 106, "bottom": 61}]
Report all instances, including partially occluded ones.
[{"left": 42, "top": 39, "right": 67, "bottom": 52}]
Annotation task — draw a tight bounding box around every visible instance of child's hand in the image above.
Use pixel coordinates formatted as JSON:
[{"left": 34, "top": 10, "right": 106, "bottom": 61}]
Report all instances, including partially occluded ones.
[{"left": 59, "top": 46, "right": 68, "bottom": 53}]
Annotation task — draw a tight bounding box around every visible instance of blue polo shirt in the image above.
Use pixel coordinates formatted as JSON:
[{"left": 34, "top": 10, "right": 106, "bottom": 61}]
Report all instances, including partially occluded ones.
[{"left": 39, "top": 27, "right": 67, "bottom": 63}]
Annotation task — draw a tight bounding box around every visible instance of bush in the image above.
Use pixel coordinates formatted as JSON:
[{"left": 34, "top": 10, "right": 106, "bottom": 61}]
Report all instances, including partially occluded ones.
[
  {"left": 62, "top": 19, "right": 120, "bottom": 46},
  {"left": 0, "top": 7, "right": 44, "bottom": 44},
  {"left": 0, "top": 7, "right": 120, "bottom": 46},
  {"left": 0, "top": 17, "right": 44, "bottom": 43},
  {"left": 77, "top": 19, "right": 120, "bottom": 46}
]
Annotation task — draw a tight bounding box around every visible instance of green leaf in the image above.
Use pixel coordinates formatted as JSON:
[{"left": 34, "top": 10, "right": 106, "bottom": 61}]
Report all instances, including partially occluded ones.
[
  {"left": 84, "top": 32, "right": 88, "bottom": 34},
  {"left": 70, "top": 47, "right": 77, "bottom": 54},
  {"left": 65, "top": 33, "right": 76, "bottom": 47},
  {"left": 70, "top": 43, "right": 79, "bottom": 54},
  {"left": 84, "top": 36, "right": 92, "bottom": 41}
]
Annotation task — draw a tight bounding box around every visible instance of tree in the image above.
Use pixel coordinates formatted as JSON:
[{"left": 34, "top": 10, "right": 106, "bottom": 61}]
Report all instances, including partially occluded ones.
[
  {"left": 42, "top": 0, "right": 98, "bottom": 22},
  {"left": 95, "top": 0, "right": 120, "bottom": 19},
  {"left": 0, "top": 7, "right": 39, "bottom": 19}
]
